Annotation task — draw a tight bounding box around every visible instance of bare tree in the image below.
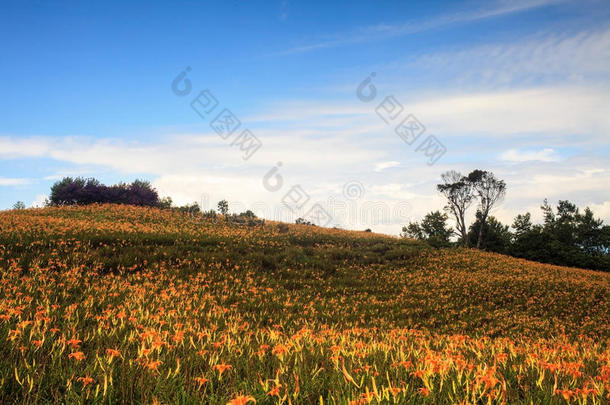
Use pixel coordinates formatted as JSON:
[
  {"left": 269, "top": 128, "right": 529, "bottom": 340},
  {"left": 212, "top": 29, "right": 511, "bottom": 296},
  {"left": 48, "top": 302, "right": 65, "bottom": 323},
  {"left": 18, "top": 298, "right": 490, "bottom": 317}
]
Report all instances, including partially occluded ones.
[
  {"left": 467, "top": 170, "right": 506, "bottom": 249},
  {"left": 437, "top": 171, "right": 474, "bottom": 246}
]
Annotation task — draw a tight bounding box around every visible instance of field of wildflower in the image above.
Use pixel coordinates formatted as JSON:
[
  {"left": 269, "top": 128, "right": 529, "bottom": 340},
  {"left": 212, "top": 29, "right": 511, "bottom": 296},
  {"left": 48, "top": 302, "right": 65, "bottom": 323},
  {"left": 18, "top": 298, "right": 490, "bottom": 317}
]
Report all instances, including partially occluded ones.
[{"left": 0, "top": 204, "right": 608, "bottom": 404}]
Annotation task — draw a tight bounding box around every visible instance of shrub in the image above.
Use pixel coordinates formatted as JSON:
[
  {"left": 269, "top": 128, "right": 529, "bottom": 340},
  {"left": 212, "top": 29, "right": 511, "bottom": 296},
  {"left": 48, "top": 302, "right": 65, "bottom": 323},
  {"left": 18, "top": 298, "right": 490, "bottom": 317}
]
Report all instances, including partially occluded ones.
[
  {"left": 49, "top": 177, "right": 162, "bottom": 207},
  {"left": 217, "top": 200, "right": 229, "bottom": 216}
]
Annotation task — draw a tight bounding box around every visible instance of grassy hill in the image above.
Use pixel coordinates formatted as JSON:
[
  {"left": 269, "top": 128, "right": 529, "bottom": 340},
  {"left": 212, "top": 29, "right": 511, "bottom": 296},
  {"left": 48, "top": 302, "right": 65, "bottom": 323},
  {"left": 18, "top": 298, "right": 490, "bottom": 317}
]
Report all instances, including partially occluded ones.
[{"left": 1, "top": 204, "right": 609, "bottom": 404}]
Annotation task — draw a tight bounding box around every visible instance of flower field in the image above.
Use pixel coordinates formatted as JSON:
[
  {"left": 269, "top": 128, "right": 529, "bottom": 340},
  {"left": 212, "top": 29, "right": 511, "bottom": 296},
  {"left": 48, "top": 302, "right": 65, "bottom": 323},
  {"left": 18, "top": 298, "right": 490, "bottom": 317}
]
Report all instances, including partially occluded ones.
[{"left": 0, "top": 204, "right": 609, "bottom": 404}]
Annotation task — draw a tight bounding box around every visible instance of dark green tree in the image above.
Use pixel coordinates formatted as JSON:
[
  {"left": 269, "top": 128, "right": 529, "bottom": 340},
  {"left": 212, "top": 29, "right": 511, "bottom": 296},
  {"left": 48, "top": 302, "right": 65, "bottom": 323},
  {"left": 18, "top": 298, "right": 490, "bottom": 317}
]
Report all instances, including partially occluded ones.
[
  {"left": 217, "top": 200, "right": 229, "bottom": 216},
  {"left": 511, "top": 200, "right": 609, "bottom": 271},
  {"left": 467, "top": 170, "right": 506, "bottom": 249},
  {"left": 467, "top": 212, "right": 511, "bottom": 253},
  {"left": 402, "top": 211, "right": 454, "bottom": 248},
  {"left": 437, "top": 171, "right": 474, "bottom": 246}
]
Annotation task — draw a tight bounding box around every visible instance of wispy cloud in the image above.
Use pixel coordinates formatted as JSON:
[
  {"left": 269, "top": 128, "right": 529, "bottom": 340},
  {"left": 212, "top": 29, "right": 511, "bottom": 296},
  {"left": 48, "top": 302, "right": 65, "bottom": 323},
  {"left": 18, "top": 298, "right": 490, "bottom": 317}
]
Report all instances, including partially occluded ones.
[
  {"left": 281, "top": 0, "right": 566, "bottom": 54},
  {"left": 410, "top": 27, "right": 610, "bottom": 87},
  {"left": 246, "top": 85, "right": 610, "bottom": 143}
]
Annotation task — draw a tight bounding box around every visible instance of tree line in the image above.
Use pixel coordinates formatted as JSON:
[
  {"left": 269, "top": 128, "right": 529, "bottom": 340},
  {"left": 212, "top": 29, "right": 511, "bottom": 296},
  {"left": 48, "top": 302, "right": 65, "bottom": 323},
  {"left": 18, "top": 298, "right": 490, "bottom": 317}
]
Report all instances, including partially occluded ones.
[
  {"left": 18, "top": 177, "right": 261, "bottom": 224},
  {"left": 403, "top": 170, "right": 610, "bottom": 271},
  {"left": 10, "top": 175, "right": 610, "bottom": 271}
]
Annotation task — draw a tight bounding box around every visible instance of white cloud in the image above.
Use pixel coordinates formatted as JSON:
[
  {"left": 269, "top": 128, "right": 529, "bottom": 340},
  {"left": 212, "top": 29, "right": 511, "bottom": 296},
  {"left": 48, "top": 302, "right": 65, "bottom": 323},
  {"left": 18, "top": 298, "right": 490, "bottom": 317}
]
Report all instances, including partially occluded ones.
[
  {"left": 400, "top": 86, "right": 610, "bottom": 140},
  {"left": 589, "top": 201, "right": 610, "bottom": 220},
  {"left": 374, "top": 161, "right": 400, "bottom": 172},
  {"left": 247, "top": 85, "right": 610, "bottom": 144},
  {"left": 0, "top": 177, "right": 30, "bottom": 186},
  {"left": 500, "top": 148, "right": 559, "bottom": 162},
  {"left": 30, "top": 194, "right": 48, "bottom": 208}
]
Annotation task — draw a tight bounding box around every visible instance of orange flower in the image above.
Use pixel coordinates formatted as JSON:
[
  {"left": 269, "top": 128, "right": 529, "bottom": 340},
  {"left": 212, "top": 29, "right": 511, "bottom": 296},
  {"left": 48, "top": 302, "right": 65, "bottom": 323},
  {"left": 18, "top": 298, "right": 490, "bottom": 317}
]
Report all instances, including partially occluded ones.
[
  {"left": 106, "top": 348, "right": 120, "bottom": 359},
  {"left": 392, "top": 360, "right": 412, "bottom": 369},
  {"left": 266, "top": 384, "right": 281, "bottom": 397},
  {"left": 226, "top": 394, "right": 256, "bottom": 405},
  {"left": 66, "top": 338, "right": 82, "bottom": 348},
  {"left": 68, "top": 351, "right": 86, "bottom": 361},
  {"left": 272, "top": 344, "right": 288, "bottom": 358},
  {"left": 418, "top": 387, "right": 430, "bottom": 397},
  {"left": 77, "top": 375, "right": 94, "bottom": 387},
  {"left": 213, "top": 363, "right": 232, "bottom": 376},
  {"left": 195, "top": 376, "right": 209, "bottom": 389},
  {"left": 146, "top": 360, "right": 162, "bottom": 372}
]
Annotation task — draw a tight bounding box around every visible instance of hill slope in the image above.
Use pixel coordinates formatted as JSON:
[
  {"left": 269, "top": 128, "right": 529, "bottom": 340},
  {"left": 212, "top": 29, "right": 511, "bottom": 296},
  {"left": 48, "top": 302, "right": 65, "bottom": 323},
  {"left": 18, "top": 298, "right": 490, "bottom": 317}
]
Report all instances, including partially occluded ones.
[{"left": 1, "top": 205, "right": 609, "bottom": 404}]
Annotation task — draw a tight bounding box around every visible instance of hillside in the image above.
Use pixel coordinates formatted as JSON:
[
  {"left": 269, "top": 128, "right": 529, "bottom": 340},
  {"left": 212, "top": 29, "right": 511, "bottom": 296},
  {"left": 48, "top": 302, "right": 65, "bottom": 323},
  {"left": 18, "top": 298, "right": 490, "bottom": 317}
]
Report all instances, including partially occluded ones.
[{"left": 1, "top": 204, "right": 609, "bottom": 404}]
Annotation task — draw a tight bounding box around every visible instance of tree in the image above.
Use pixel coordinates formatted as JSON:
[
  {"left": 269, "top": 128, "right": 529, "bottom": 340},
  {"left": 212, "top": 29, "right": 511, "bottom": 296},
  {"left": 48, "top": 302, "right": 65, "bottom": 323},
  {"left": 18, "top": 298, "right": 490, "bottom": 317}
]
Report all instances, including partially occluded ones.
[
  {"left": 511, "top": 200, "right": 610, "bottom": 271},
  {"left": 467, "top": 170, "right": 506, "bottom": 249},
  {"left": 158, "top": 196, "right": 173, "bottom": 209},
  {"left": 467, "top": 212, "right": 511, "bottom": 253},
  {"left": 177, "top": 202, "right": 201, "bottom": 215},
  {"left": 217, "top": 200, "right": 229, "bottom": 216},
  {"left": 49, "top": 177, "right": 162, "bottom": 207},
  {"left": 402, "top": 211, "right": 453, "bottom": 248},
  {"left": 240, "top": 210, "right": 257, "bottom": 219},
  {"left": 512, "top": 212, "right": 533, "bottom": 239},
  {"left": 437, "top": 171, "right": 474, "bottom": 246},
  {"left": 50, "top": 177, "right": 86, "bottom": 205},
  {"left": 12, "top": 201, "right": 26, "bottom": 210},
  {"left": 125, "top": 179, "right": 159, "bottom": 206}
]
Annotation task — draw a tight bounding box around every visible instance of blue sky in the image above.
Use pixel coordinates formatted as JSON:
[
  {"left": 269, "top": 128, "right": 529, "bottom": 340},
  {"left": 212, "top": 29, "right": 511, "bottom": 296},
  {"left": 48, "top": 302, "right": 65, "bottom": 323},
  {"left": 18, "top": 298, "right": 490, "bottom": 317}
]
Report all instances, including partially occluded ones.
[{"left": 1, "top": 0, "right": 610, "bottom": 233}]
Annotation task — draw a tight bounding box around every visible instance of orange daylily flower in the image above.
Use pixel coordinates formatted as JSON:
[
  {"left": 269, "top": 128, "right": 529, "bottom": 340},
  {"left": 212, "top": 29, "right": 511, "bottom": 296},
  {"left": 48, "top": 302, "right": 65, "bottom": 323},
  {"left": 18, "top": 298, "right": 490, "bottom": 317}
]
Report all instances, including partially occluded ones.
[
  {"left": 213, "top": 363, "right": 232, "bottom": 376},
  {"left": 77, "top": 375, "right": 94, "bottom": 387},
  {"left": 66, "top": 338, "right": 82, "bottom": 348},
  {"left": 266, "top": 384, "right": 281, "bottom": 397},
  {"left": 106, "top": 348, "right": 120, "bottom": 359},
  {"left": 418, "top": 387, "right": 430, "bottom": 397},
  {"left": 146, "top": 360, "right": 162, "bottom": 372},
  {"left": 68, "top": 351, "right": 86, "bottom": 361},
  {"left": 226, "top": 394, "right": 256, "bottom": 405},
  {"left": 195, "top": 376, "right": 209, "bottom": 389}
]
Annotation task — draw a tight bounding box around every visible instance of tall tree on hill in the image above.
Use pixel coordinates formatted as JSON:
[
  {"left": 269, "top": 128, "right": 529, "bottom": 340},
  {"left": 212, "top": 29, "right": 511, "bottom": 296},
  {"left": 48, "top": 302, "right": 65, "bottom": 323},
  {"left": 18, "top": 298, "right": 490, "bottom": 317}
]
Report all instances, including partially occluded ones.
[
  {"left": 467, "top": 212, "right": 511, "bottom": 253},
  {"left": 437, "top": 171, "right": 473, "bottom": 246},
  {"left": 467, "top": 170, "right": 506, "bottom": 249},
  {"left": 217, "top": 200, "right": 229, "bottom": 216}
]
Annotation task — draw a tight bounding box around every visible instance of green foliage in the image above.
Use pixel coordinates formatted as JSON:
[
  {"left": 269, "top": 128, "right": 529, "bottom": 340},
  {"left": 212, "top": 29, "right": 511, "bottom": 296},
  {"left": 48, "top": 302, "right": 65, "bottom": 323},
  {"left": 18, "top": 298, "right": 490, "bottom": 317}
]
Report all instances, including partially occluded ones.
[
  {"left": 217, "top": 200, "right": 229, "bottom": 216},
  {"left": 239, "top": 209, "right": 256, "bottom": 219},
  {"left": 510, "top": 200, "right": 610, "bottom": 271},
  {"left": 295, "top": 217, "right": 314, "bottom": 225},
  {"left": 158, "top": 196, "right": 173, "bottom": 209},
  {"left": 402, "top": 211, "right": 453, "bottom": 248},
  {"left": 175, "top": 202, "right": 201, "bottom": 215},
  {"left": 49, "top": 177, "right": 164, "bottom": 207},
  {"left": 467, "top": 212, "right": 511, "bottom": 254},
  {"left": 12, "top": 201, "right": 26, "bottom": 210}
]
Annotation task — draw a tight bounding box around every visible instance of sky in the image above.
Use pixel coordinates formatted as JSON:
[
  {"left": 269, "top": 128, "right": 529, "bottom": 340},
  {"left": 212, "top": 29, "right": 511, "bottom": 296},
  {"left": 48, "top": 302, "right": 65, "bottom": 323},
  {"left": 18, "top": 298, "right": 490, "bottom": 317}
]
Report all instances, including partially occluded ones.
[{"left": 1, "top": 0, "right": 609, "bottom": 234}]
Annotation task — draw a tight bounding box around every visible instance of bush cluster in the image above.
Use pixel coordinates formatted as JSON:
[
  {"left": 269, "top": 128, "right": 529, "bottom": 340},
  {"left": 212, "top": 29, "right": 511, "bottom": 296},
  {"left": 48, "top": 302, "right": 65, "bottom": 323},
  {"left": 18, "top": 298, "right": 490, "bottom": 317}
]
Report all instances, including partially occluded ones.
[{"left": 49, "top": 177, "right": 161, "bottom": 207}]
